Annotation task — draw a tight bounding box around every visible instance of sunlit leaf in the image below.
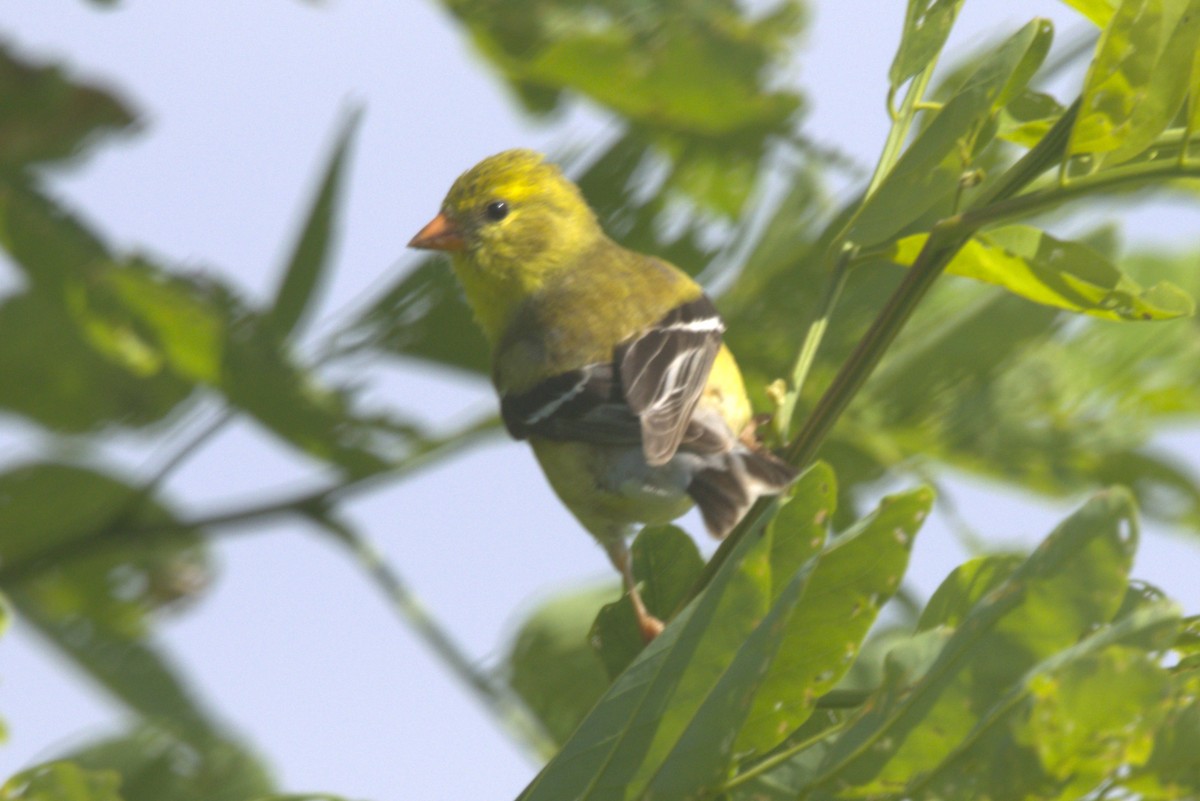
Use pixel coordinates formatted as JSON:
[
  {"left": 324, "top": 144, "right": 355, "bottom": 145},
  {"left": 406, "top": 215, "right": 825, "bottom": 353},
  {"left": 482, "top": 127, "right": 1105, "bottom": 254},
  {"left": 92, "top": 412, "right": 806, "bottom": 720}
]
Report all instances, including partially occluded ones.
[
  {"left": 802, "top": 489, "right": 1139, "bottom": 796},
  {"left": 886, "top": 225, "right": 1195, "bottom": 320},
  {"left": 1070, "top": 0, "right": 1200, "bottom": 165},
  {"left": 736, "top": 480, "right": 930, "bottom": 756},
  {"left": 1059, "top": 0, "right": 1119, "bottom": 26},
  {"left": 1017, "top": 646, "right": 1170, "bottom": 789},
  {"left": 0, "top": 763, "right": 123, "bottom": 801},
  {"left": 997, "top": 90, "right": 1066, "bottom": 148}
]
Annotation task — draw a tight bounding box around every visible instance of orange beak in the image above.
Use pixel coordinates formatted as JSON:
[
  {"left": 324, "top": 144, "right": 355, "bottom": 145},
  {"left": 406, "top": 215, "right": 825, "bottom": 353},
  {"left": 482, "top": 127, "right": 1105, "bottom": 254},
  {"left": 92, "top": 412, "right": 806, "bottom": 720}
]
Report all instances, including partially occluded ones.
[{"left": 408, "top": 212, "right": 466, "bottom": 252}]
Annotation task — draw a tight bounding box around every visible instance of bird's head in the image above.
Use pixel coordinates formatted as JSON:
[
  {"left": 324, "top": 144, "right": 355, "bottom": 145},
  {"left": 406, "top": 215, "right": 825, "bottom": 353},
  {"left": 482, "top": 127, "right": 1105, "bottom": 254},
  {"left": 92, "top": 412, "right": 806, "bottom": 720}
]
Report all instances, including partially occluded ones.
[{"left": 409, "top": 150, "right": 603, "bottom": 339}]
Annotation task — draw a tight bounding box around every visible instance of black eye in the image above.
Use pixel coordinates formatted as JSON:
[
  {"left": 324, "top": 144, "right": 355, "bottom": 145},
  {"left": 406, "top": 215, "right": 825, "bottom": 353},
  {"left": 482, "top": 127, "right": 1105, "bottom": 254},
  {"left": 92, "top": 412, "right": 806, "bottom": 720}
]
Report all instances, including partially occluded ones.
[{"left": 484, "top": 200, "right": 509, "bottom": 221}]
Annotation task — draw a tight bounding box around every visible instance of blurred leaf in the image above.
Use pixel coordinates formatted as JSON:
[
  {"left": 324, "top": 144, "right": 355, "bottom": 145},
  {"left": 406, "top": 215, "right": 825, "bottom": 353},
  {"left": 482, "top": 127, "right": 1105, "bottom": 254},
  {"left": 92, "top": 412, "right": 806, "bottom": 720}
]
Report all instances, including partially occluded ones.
[
  {"left": 0, "top": 763, "right": 123, "bottom": 801},
  {"left": 888, "top": 0, "right": 965, "bottom": 94},
  {"left": 1070, "top": 0, "right": 1200, "bottom": 165},
  {"left": 519, "top": 492, "right": 779, "bottom": 801},
  {"left": 63, "top": 726, "right": 274, "bottom": 801},
  {"left": 1126, "top": 671, "right": 1200, "bottom": 796},
  {"left": 886, "top": 225, "right": 1195, "bottom": 320},
  {"left": 507, "top": 584, "right": 616, "bottom": 745},
  {"left": 266, "top": 109, "right": 361, "bottom": 338},
  {"left": 1059, "top": 0, "right": 1118, "bottom": 26},
  {"left": 997, "top": 90, "right": 1065, "bottom": 147},
  {"left": 0, "top": 463, "right": 221, "bottom": 744},
  {"left": 221, "top": 317, "right": 392, "bottom": 477},
  {"left": 1016, "top": 645, "right": 1170, "bottom": 790},
  {"left": 736, "top": 478, "right": 930, "bottom": 756},
  {"left": 912, "top": 601, "right": 1179, "bottom": 800},
  {"left": 442, "top": 1, "right": 804, "bottom": 215},
  {"left": 590, "top": 525, "right": 704, "bottom": 677},
  {"left": 341, "top": 256, "right": 489, "bottom": 375},
  {"left": 0, "top": 291, "right": 190, "bottom": 431},
  {"left": 850, "top": 18, "right": 1054, "bottom": 247},
  {"left": 802, "top": 489, "right": 1139, "bottom": 796},
  {"left": 0, "top": 43, "right": 135, "bottom": 173},
  {"left": 83, "top": 259, "right": 227, "bottom": 385},
  {"left": 917, "top": 554, "right": 1024, "bottom": 630},
  {"left": 445, "top": 0, "right": 802, "bottom": 136}
]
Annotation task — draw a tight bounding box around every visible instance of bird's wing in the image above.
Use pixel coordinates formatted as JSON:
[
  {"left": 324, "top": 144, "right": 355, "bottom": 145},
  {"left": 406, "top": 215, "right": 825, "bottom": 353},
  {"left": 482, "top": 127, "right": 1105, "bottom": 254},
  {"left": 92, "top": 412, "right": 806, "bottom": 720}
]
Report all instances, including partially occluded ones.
[
  {"left": 499, "top": 295, "right": 724, "bottom": 466},
  {"left": 616, "top": 294, "right": 724, "bottom": 465},
  {"left": 500, "top": 362, "right": 642, "bottom": 444}
]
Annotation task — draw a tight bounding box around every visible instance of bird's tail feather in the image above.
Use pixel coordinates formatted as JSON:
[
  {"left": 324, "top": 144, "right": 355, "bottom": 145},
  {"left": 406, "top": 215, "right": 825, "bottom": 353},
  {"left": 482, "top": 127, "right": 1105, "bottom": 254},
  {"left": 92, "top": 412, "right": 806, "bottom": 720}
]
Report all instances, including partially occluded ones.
[{"left": 687, "top": 445, "right": 797, "bottom": 539}]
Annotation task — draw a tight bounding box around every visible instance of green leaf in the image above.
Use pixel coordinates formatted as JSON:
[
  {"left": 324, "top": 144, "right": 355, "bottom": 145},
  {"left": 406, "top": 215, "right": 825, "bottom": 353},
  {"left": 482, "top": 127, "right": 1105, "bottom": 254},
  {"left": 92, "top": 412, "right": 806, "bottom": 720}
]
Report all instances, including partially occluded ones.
[
  {"left": 85, "top": 259, "right": 227, "bottom": 385},
  {"left": 342, "top": 256, "right": 489, "bottom": 375},
  {"left": 639, "top": 543, "right": 816, "bottom": 799},
  {"left": 997, "top": 90, "right": 1066, "bottom": 148},
  {"left": 0, "top": 44, "right": 136, "bottom": 173},
  {"left": 850, "top": 18, "right": 1054, "bottom": 247},
  {"left": 442, "top": 2, "right": 803, "bottom": 215},
  {"left": 735, "top": 480, "right": 930, "bottom": 756},
  {"left": 1126, "top": 670, "right": 1200, "bottom": 796},
  {"left": 266, "top": 109, "right": 361, "bottom": 338},
  {"left": 63, "top": 726, "right": 275, "bottom": 801},
  {"left": 507, "top": 584, "right": 616, "bottom": 745},
  {"left": 911, "top": 601, "right": 1179, "bottom": 800},
  {"left": 803, "top": 488, "right": 1139, "bottom": 796},
  {"left": 0, "top": 463, "right": 221, "bottom": 745},
  {"left": 1016, "top": 646, "right": 1170, "bottom": 788},
  {"left": 888, "top": 0, "right": 966, "bottom": 94},
  {"left": 1059, "top": 0, "right": 1119, "bottom": 26},
  {"left": 886, "top": 225, "right": 1195, "bottom": 320},
  {"left": 518, "top": 502, "right": 777, "bottom": 801},
  {"left": 0, "top": 291, "right": 190, "bottom": 431},
  {"left": 917, "top": 554, "right": 1024, "bottom": 630},
  {"left": 1, "top": 763, "right": 124, "bottom": 801},
  {"left": 1070, "top": 0, "right": 1200, "bottom": 165},
  {"left": 589, "top": 525, "right": 705, "bottom": 678}
]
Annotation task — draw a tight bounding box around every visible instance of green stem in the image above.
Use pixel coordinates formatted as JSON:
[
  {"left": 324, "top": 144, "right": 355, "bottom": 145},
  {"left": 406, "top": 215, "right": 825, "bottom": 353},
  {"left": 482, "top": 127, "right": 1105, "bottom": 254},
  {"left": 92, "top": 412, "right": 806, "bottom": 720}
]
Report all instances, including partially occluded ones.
[
  {"left": 317, "top": 515, "right": 558, "bottom": 760},
  {"left": 775, "top": 243, "right": 854, "bottom": 439},
  {"left": 869, "top": 61, "right": 938, "bottom": 198},
  {"left": 960, "top": 158, "right": 1200, "bottom": 230},
  {"left": 0, "top": 415, "right": 499, "bottom": 585}
]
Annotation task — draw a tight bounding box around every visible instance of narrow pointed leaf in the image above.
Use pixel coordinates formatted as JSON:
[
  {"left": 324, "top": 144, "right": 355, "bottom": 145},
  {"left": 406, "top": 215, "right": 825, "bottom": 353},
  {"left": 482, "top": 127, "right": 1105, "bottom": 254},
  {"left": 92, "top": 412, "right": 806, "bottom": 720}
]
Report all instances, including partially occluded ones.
[
  {"left": 267, "top": 109, "right": 361, "bottom": 337},
  {"left": 641, "top": 552, "right": 817, "bottom": 798}
]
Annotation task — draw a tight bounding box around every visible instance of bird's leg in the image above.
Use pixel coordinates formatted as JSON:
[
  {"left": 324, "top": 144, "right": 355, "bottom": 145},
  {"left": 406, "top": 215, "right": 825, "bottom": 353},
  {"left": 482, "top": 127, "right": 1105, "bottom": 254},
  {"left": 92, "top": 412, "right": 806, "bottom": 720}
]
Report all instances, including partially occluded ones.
[{"left": 603, "top": 538, "right": 665, "bottom": 643}]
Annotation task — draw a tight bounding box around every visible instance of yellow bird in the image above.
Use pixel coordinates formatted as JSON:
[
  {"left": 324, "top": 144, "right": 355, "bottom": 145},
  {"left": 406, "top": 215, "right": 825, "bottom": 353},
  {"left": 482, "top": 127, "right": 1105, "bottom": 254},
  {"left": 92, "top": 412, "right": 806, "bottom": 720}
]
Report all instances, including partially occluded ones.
[{"left": 410, "top": 150, "right": 795, "bottom": 639}]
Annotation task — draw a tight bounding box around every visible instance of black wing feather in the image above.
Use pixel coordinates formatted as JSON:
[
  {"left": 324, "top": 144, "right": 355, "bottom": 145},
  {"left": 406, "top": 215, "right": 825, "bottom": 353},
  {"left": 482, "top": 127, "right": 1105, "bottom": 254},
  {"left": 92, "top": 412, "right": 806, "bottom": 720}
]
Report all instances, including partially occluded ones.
[{"left": 499, "top": 294, "right": 725, "bottom": 463}]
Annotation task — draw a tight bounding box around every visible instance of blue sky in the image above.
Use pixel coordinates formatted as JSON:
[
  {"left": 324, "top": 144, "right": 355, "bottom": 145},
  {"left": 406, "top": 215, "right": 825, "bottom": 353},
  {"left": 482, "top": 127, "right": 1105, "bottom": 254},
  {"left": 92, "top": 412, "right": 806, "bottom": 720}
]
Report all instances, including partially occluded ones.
[{"left": 1, "top": 2, "right": 1198, "bottom": 799}]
